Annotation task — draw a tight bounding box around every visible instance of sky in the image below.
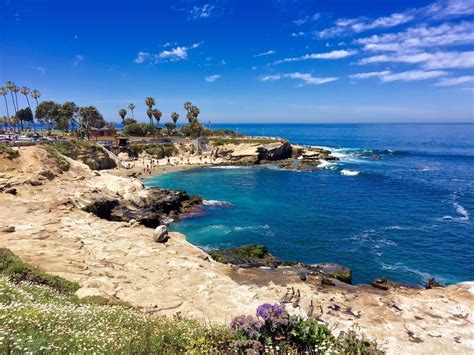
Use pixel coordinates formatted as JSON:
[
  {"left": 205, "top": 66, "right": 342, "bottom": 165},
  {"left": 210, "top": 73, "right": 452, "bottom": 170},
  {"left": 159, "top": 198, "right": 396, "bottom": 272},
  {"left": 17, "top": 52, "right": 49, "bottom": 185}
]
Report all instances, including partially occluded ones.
[{"left": 1, "top": 0, "right": 473, "bottom": 123}]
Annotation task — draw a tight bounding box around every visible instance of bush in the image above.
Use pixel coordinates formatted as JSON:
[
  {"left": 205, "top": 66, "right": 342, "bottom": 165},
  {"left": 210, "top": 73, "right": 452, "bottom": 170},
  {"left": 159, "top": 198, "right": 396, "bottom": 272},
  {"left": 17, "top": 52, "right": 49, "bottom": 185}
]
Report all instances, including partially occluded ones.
[
  {"left": 124, "top": 123, "right": 158, "bottom": 137},
  {"left": 130, "top": 143, "right": 177, "bottom": 159},
  {"left": 229, "top": 303, "right": 383, "bottom": 353},
  {"left": 212, "top": 129, "right": 245, "bottom": 137},
  {"left": 42, "top": 143, "right": 71, "bottom": 171},
  {"left": 0, "top": 145, "right": 20, "bottom": 159}
]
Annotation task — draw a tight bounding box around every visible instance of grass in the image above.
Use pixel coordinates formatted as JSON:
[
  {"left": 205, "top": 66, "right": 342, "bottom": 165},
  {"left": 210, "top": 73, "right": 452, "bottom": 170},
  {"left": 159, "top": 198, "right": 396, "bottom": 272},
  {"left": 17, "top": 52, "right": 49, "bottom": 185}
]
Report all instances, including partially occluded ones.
[
  {"left": 44, "top": 140, "right": 116, "bottom": 170},
  {"left": 0, "top": 248, "right": 383, "bottom": 354},
  {"left": 41, "top": 144, "right": 71, "bottom": 171},
  {"left": 0, "top": 248, "right": 79, "bottom": 294},
  {"left": 0, "top": 145, "right": 20, "bottom": 160}
]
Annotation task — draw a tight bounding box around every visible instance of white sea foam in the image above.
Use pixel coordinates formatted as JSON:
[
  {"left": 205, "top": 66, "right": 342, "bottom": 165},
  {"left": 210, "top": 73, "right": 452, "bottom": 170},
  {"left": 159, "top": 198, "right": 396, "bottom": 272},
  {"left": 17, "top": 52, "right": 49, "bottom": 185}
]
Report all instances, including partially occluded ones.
[
  {"left": 210, "top": 165, "right": 247, "bottom": 169},
  {"left": 317, "top": 159, "right": 331, "bottom": 168},
  {"left": 203, "top": 200, "right": 234, "bottom": 207},
  {"left": 454, "top": 202, "right": 469, "bottom": 221},
  {"left": 233, "top": 224, "right": 274, "bottom": 237},
  {"left": 341, "top": 169, "right": 360, "bottom": 176}
]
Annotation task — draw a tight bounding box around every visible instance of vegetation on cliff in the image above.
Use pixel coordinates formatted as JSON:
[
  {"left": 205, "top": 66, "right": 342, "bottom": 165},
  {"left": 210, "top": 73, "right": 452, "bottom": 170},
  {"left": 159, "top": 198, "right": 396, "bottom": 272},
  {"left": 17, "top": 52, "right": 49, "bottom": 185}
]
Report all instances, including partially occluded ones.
[{"left": 0, "top": 249, "right": 382, "bottom": 354}]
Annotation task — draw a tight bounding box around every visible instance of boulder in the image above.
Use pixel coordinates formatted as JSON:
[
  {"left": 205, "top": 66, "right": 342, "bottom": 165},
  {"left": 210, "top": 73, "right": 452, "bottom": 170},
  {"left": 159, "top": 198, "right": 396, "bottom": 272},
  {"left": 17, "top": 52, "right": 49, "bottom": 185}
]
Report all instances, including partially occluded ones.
[
  {"left": 153, "top": 225, "right": 169, "bottom": 243},
  {"left": 29, "top": 180, "right": 43, "bottom": 186}
]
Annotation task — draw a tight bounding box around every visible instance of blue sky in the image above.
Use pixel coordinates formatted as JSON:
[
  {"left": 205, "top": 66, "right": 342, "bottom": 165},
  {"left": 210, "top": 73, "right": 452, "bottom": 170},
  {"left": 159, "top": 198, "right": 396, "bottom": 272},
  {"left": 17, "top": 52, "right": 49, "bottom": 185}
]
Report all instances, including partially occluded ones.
[{"left": 1, "top": 0, "right": 473, "bottom": 123}]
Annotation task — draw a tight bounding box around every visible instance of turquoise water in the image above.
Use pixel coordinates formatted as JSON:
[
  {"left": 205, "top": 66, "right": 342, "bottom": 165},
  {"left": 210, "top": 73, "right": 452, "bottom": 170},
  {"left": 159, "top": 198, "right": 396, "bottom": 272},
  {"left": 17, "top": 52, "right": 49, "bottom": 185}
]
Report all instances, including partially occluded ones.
[{"left": 145, "top": 124, "right": 474, "bottom": 285}]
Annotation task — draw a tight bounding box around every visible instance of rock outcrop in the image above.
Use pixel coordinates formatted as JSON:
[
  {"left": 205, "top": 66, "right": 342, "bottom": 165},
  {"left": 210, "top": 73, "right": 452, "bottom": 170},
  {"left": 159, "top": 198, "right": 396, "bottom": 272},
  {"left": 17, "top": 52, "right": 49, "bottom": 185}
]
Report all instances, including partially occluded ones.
[
  {"left": 80, "top": 188, "right": 202, "bottom": 228},
  {"left": 215, "top": 140, "right": 292, "bottom": 165}
]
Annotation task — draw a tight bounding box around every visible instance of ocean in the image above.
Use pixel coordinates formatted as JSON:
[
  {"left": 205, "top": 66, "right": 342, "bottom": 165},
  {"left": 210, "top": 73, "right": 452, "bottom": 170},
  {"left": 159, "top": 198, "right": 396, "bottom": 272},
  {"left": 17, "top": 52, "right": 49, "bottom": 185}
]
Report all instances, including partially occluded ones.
[{"left": 145, "top": 123, "right": 474, "bottom": 285}]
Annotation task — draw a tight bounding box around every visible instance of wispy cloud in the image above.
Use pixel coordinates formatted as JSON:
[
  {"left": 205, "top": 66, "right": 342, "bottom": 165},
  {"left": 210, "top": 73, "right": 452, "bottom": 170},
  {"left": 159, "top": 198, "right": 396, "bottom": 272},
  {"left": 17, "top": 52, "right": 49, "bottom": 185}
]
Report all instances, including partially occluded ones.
[
  {"left": 272, "top": 49, "right": 357, "bottom": 65},
  {"left": 73, "top": 55, "right": 84, "bottom": 67},
  {"left": 293, "top": 13, "right": 320, "bottom": 26},
  {"left": 254, "top": 50, "right": 276, "bottom": 57},
  {"left": 350, "top": 70, "right": 447, "bottom": 82},
  {"left": 260, "top": 72, "right": 338, "bottom": 86},
  {"left": 357, "top": 22, "right": 474, "bottom": 52},
  {"left": 358, "top": 50, "right": 474, "bottom": 70},
  {"left": 435, "top": 75, "right": 474, "bottom": 86},
  {"left": 134, "top": 43, "right": 201, "bottom": 64},
  {"left": 291, "top": 31, "right": 305, "bottom": 38},
  {"left": 33, "top": 66, "right": 46, "bottom": 75},
  {"left": 315, "top": 0, "right": 474, "bottom": 39},
  {"left": 189, "top": 3, "right": 215, "bottom": 20},
  {"left": 205, "top": 74, "right": 221, "bottom": 82},
  {"left": 316, "top": 12, "right": 414, "bottom": 38}
]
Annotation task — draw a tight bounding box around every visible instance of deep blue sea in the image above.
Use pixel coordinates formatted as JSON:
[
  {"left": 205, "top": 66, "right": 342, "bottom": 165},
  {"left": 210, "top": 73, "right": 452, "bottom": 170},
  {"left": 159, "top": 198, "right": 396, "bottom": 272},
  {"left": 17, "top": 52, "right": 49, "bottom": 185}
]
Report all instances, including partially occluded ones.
[{"left": 145, "top": 123, "right": 474, "bottom": 285}]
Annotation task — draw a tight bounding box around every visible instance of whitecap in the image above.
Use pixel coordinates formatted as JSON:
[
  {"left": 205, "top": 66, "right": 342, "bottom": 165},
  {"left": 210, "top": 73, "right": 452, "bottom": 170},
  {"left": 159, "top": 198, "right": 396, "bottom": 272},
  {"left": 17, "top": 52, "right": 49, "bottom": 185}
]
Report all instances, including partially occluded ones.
[
  {"left": 454, "top": 202, "right": 469, "bottom": 221},
  {"left": 341, "top": 169, "right": 360, "bottom": 176},
  {"left": 317, "top": 159, "right": 331, "bottom": 168},
  {"left": 210, "top": 165, "right": 248, "bottom": 169}
]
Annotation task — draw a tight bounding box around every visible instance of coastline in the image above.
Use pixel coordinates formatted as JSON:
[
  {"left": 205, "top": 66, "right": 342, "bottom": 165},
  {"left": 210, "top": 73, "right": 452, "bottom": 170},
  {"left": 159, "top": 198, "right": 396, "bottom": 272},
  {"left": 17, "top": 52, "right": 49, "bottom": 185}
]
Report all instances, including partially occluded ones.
[{"left": 1, "top": 145, "right": 473, "bottom": 353}]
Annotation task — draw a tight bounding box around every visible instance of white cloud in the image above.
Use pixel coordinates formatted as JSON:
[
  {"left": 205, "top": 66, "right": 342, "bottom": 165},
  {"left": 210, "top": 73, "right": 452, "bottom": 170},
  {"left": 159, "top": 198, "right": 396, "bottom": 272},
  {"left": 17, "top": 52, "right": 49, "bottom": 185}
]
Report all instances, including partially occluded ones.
[
  {"left": 134, "top": 43, "right": 200, "bottom": 64},
  {"left": 260, "top": 73, "right": 337, "bottom": 86},
  {"left": 315, "top": 0, "right": 474, "bottom": 39},
  {"left": 293, "top": 13, "right": 320, "bottom": 26},
  {"left": 189, "top": 4, "right": 215, "bottom": 20},
  {"left": 291, "top": 32, "right": 305, "bottom": 37},
  {"left": 254, "top": 50, "right": 276, "bottom": 57},
  {"left": 357, "top": 22, "right": 474, "bottom": 52},
  {"left": 425, "top": 0, "right": 474, "bottom": 20},
  {"left": 134, "top": 51, "right": 150, "bottom": 64},
  {"left": 358, "top": 50, "right": 474, "bottom": 69},
  {"left": 73, "top": 55, "right": 84, "bottom": 67},
  {"left": 259, "top": 74, "right": 282, "bottom": 81},
  {"left": 316, "top": 12, "right": 414, "bottom": 38},
  {"left": 435, "top": 75, "right": 474, "bottom": 86},
  {"left": 205, "top": 74, "right": 221, "bottom": 82},
  {"left": 350, "top": 70, "right": 447, "bottom": 82},
  {"left": 273, "top": 49, "right": 357, "bottom": 65}
]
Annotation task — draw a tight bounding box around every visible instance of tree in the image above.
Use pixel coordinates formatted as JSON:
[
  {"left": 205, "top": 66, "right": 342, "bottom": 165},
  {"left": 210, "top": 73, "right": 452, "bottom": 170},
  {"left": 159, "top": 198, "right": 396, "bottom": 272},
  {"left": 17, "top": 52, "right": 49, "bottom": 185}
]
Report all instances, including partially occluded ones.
[
  {"left": 20, "top": 87, "right": 35, "bottom": 131},
  {"left": 78, "top": 106, "right": 106, "bottom": 139},
  {"left": 124, "top": 122, "right": 154, "bottom": 136},
  {"left": 145, "top": 97, "right": 155, "bottom": 126},
  {"left": 5, "top": 82, "right": 17, "bottom": 115},
  {"left": 128, "top": 103, "right": 135, "bottom": 119},
  {"left": 118, "top": 109, "right": 127, "bottom": 123},
  {"left": 165, "top": 122, "right": 176, "bottom": 135},
  {"left": 0, "top": 87, "right": 10, "bottom": 125},
  {"left": 36, "top": 101, "right": 61, "bottom": 134},
  {"left": 152, "top": 109, "right": 162, "bottom": 128},
  {"left": 123, "top": 118, "right": 137, "bottom": 126},
  {"left": 171, "top": 112, "right": 179, "bottom": 125},
  {"left": 61, "top": 102, "right": 79, "bottom": 132},
  {"left": 31, "top": 89, "right": 42, "bottom": 132},
  {"left": 16, "top": 107, "right": 33, "bottom": 129}
]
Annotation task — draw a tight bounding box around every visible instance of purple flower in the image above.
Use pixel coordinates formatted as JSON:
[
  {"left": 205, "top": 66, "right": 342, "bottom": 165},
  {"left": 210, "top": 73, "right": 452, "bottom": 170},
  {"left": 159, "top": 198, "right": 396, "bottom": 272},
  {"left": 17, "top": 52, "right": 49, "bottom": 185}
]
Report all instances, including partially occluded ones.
[
  {"left": 256, "top": 303, "right": 285, "bottom": 320},
  {"left": 230, "top": 315, "right": 263, "bottom": 338}
]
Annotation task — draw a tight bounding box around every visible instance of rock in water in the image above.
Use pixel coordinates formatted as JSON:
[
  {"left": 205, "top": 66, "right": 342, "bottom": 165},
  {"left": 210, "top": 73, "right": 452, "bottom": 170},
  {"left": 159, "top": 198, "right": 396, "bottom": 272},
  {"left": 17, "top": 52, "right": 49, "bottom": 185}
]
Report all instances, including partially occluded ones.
[{"left": 153, "top": 225, "right": 169, "bottom": 243}]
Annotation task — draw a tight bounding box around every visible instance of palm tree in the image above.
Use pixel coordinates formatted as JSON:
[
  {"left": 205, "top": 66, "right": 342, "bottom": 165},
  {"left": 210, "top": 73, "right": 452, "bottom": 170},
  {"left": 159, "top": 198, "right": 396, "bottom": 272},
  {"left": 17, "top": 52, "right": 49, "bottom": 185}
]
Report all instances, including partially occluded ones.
[
  {"left": 145, "top": 97, "right": 155, "bottom": 127},
  {"left": 171, "top": 112, "right": 179, "bottom": 125},
  {"left": 119, "top": 109, "right": 127, "bottom": 124},
  {"left": 21, "top": 87, "right": 35, "bottom": 131},
  {"left": 31, "top": 89, "right": 42, "bottom": 132},
  {"left": 128, "top": 103, "right": 135, "bottom": 119},
  {"left": 5, "top": 81, "right": 17, "bottom": 115},
  {"left": 11, "top": 85, "right": 20, "bottom": 117},
  {"left": 0, "top": 87, "right": 10, "bottom": 127},
  {"left": 146, "top": 108, "right": 154, "bottom": 127},
  {"left": 152, "top": 109, "right": 162, "bottom": 127}
]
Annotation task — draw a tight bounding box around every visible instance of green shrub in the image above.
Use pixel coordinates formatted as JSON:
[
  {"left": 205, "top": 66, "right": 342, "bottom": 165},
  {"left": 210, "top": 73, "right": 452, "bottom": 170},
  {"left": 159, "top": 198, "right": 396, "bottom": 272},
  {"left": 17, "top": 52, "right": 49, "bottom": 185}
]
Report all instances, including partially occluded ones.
[
  {"left": 0, "top": 248, "right": 79, "bottom": 294},
  {"left": 0, "top": 145, "right": 20, "bottom": 159},
  {"left": 124, "top": 123, "right": 158, "bottom": 136},
  {"left": 130, "top": 143, "right": 177, "bottom": 159},
  {"left": 41, "top": 143, "right": 71, "bottom": 171},
  {"left": 212, "top": 129, "right": 245, "bottom": 137}
]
